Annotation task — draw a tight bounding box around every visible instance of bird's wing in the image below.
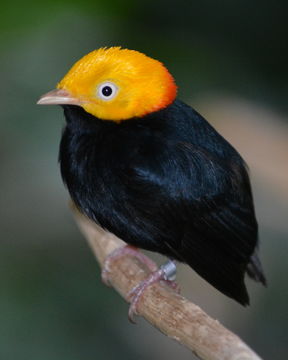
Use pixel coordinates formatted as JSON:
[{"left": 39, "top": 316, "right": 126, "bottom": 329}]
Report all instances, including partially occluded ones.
[{"left": 120, "top": 140, "right": 258, "bottom": 304}]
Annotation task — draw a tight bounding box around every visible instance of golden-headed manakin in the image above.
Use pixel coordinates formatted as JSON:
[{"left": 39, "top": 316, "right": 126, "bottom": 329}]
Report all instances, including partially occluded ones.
[{"left": 38, "top": 47, "right": 266, "bottom": 317}]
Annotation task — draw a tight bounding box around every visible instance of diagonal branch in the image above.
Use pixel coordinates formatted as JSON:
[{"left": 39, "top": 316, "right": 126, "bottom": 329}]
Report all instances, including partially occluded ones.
[{"left": 72, "top": 208, "right": 263, "bottom": 360}]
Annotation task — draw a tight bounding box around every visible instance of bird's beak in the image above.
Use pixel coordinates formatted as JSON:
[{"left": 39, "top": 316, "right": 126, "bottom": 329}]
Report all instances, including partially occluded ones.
[{"left": 37, "top": 89, "right": 82, "bottom": 106}]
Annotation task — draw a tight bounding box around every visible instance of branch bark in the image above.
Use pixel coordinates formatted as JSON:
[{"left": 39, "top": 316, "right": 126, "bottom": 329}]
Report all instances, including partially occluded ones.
[{"left": 72, "top": 208, "right": 263, "bottom": 360}]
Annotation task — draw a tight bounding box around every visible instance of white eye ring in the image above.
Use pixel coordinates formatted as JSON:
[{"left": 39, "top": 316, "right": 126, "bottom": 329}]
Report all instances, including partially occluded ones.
[{"left": 97, "top": 82, "right": 118, "bottom": 101}]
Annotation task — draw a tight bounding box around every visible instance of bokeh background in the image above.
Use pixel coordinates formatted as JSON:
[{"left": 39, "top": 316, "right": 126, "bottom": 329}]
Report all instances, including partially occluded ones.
[{"left": 1, "top": 1, "right": 288, "bottom": 359}]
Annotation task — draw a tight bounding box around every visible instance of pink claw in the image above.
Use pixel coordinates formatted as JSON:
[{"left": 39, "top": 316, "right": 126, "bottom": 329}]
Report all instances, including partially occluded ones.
[
  {"left": 101, "top": 245, "right": 158, "bottom": 286},
  {"left": 127, "top": 260, "right": 179, "bottom": 323},
  {"left": 127, "top": 269, "right": 164, "bottom": 323},
  {"left": 162, "top": 279, "right": 181, "bottom": 294},
  {"left": 101, "top": 246, "right": 179, "bottom": 323}
]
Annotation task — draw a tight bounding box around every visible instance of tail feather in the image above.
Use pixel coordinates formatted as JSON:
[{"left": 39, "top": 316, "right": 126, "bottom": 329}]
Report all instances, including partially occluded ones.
[{"left": 246, "top": 252, "right": 267, "bottom": 286}]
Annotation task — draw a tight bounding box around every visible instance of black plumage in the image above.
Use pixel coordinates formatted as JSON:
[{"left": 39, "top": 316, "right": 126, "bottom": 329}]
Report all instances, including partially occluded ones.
[{"left": 59, "top": 99, "right": 266, "bottom": 305}]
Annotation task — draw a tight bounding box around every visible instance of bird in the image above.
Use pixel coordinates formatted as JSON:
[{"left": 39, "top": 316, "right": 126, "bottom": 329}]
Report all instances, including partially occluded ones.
[{"left": 38, "top": 47, "right": 266, "bottom": 319}]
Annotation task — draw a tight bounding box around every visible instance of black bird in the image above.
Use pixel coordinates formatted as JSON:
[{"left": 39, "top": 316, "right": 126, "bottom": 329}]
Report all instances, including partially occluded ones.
[{"left": 38, "top": 47, "right": 266, "bottom": 314}]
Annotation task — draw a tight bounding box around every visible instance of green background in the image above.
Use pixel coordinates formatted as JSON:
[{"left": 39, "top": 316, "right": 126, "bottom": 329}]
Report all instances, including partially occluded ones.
[{"left": 1, "top": 1, "right": 287, "bottom": 359}]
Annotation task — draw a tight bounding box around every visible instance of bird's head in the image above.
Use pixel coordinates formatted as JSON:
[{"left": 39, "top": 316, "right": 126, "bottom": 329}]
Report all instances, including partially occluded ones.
[{"left": 38, "top": 47, "right": 177, "bottom": 121}]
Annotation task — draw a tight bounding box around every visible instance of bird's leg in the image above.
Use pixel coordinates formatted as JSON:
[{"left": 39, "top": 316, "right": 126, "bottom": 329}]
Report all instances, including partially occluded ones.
[
  {"left": 160, "top": 260, "right": 180, "bottom": 292},
  {"left": 127, "top": 260, "right": 178, "bottom": 323},
  {"left": 101, "top": 245, "right": 158, "bottom": 285}
]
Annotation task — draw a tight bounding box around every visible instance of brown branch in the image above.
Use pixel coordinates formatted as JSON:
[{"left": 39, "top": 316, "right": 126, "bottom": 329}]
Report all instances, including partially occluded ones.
[{"left": 72, "top": 208, "right": 263, "bottom": 360}]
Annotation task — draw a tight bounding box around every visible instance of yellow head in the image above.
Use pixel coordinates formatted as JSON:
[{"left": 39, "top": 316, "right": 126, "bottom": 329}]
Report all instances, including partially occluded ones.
[{"left": 38, "top": 47, "right": 177, "bottom": 121}]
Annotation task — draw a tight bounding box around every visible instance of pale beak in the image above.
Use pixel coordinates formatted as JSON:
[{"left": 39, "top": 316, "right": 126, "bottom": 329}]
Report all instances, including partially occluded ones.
[{"left": 37, "top": 89, "right": 82, "bottom": 106}]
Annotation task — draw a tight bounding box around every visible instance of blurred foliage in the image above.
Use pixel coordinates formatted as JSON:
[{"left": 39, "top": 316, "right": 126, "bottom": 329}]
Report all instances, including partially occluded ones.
[{"left": 1, "top": 1, "right": 287, "bottom": 359}]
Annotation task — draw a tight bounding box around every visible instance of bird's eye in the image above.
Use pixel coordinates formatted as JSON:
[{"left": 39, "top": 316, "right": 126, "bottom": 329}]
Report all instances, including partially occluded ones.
[{"left": 97, "top": 82, "right": 118, "bottom": 101}]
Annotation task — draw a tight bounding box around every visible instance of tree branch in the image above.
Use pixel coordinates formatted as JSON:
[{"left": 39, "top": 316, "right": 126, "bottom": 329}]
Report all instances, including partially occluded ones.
[{"left": 72, "top": 208, "right": 263, "bottom": 360}]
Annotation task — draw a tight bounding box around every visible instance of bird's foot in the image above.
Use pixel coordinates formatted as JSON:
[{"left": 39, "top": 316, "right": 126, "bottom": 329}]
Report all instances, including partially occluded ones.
[
  {"left": 101, "top": 245, "right": 158, "bottom": 286},
  {"left": 127, "top": 260, "right": 178, "bottom": 323}
]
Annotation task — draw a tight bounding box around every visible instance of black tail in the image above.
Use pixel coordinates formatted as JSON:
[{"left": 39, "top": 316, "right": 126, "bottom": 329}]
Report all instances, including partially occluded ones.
[{"left": 246, "top": 251, "right": 267, "bottom": 286}]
